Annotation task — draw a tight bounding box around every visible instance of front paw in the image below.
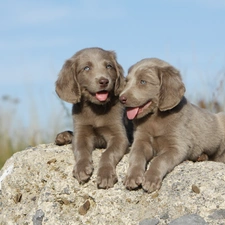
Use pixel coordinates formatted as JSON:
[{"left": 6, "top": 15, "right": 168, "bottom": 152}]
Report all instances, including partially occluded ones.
[
  {"left": 55, "top": 131, "right": 73, "bottom": 146},
  {"left": 73, "top": 160, "right": 93, "bottom": 184},
  {"left": 97, "top": 165, "right": 118, "bottom": 189},
  {"left": 142, "top": 172, "right": 162, "bottom": 193},
  {"left": 124, "top": 167, "right": 144, "bottom": 190}
]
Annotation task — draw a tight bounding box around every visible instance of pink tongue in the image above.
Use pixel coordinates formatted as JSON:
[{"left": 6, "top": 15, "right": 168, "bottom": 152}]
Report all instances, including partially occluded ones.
[
  {"left": 96, "top": 92, "right": 108, "bottom": 101},
  {"left": 127, "top": 107, "right": 139, "bottom": 120}
]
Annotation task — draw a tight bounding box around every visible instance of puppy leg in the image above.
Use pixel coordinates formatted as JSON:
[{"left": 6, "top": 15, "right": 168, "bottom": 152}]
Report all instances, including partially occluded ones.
[
  {"left": 124, "top": 140, "right": 153, "bottom": 190},
  {"left": 55, "top": 131, "right": 73, "bottom": 145},
  {"left": 142, "top": 150, "right": 186, "bottom": 193},
  {"left": 97, "top": 131, "right": 129, "bottom": 189},
  {"left": 72, "top": 127, "right": 94, "bottom": 183}
]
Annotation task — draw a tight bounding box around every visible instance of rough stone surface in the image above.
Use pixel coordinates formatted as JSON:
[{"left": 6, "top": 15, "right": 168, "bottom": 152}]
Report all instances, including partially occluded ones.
[
  {"left": 168, "top": 214, "right": 207, "bottom": 225},
  {"left": 0, "top": 143, "right": 225, "bottom": 225}
]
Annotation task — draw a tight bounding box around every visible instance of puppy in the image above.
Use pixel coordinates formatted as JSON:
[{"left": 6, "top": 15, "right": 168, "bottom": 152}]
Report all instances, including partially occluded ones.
[
  {"left": 55, "top": 47, "right": 129, "bottom": 188},
  {"left": 120, "top": 58, "right": 225, "bottom": 193}
]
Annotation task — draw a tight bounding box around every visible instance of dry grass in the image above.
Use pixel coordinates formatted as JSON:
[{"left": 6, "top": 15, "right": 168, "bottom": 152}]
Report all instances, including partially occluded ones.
[{"left": 0, "top": 95, "right": 71, "bottom": 169}]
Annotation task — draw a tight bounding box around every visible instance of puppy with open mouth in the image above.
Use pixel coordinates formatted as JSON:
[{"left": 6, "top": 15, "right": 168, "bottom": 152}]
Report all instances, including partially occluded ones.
[
  {"left": 55, "top": 47, "right": 129, "bottom": 189},
  {"left": 120, "top": 58, "right": 225, "bottom": 193}
]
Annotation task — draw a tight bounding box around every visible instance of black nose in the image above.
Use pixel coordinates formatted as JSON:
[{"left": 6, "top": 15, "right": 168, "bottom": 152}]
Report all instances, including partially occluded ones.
[
  {"left": 99, "top": 78, "right": 109, "bottom": 87},
  {"left": 120, "top": 95, "right": 127, "bottom": 104}
]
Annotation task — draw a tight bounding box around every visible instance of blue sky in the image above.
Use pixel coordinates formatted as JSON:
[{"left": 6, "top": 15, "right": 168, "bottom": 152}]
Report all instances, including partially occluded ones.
[{"left": 1, "top": 0, "right": 225, "bottom": 132}]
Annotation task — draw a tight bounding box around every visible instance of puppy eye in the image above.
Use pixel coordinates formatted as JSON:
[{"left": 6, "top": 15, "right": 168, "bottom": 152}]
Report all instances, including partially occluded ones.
[
  {"left": 140, "top": 80, "right": 146, "bottom": 84},
  {"left": 106, "top": 64, "right": 113, "bottom": 69},
  {"left": 84, "top": 66, "right": 90, "bottom": 71}
]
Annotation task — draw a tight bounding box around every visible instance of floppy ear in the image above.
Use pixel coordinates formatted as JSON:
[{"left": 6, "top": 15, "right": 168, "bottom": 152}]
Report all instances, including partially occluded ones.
[
  {"left": 110, "top": 51, "right": 125, "bottom": 96},
  {"left": 158, "top": 66, "right": 185, "bottom": 111},
  {"left": 55, "top": 59, "right": 81, "bottom": 104}
]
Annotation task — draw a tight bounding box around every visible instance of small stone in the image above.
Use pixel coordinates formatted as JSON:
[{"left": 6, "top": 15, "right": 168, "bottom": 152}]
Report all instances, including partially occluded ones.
[
  {"left": 47, "top": 158, "right": 57, "bottom": 164},
  {"left": 63, "top": 187, "right": 70, "bottom": 195},
  {"left": 32, "top": 209, "right": 45, "bottom": 225},
  {"left": 61, "top": 197, "right": 70, "bottom": 205},
  {"left": 197, "top": 154, "right": 208, "bottom": 162},
  {"left": 78, "top": 200, "right": 90, "bottom": 215},
  {"left": 126, "top": 198, "right": 131, "bottom": 203},
  {"left": 31, "top": 196, "right": 36, "bottom": 201},
  {"left": 192, "top": 184, "right": 200, "bottom": 194},
  {"left": 169, "top": 214, "right": 207, "bottom": 225},
  {"left": 151, "top": 191, "right": 159, "bottom": 198},
  {"left": 13, "top": 193, "right": 22, "bottom": 203}
]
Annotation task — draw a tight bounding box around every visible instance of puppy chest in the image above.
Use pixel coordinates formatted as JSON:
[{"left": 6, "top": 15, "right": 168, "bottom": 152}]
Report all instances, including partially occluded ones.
[
  {"left": 74, "top": 111, "right": 121, "bottom": 128},
  {"left": 138, "top": 121, "right": 165, "bottom": 138},
  {"left": 150, "top": 136, "right": 167, "bottom": 153}
]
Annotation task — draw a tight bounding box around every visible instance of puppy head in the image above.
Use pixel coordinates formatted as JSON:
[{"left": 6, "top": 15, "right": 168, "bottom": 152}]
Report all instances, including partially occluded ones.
[
  {"left": 55, "top": 47, "right": 124, "bottom": 105},
  {"left": 120, "top": 58, "right": 185, "bottom": 120}
]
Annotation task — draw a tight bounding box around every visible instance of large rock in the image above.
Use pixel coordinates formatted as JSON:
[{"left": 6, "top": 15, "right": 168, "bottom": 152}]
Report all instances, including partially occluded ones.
[{"left": 0, "top": 143, "right": 225, "bottom": 225}]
